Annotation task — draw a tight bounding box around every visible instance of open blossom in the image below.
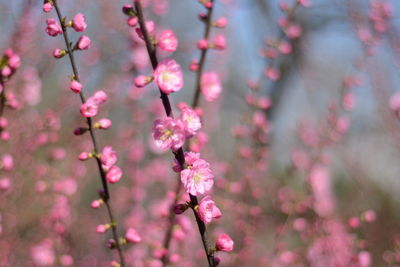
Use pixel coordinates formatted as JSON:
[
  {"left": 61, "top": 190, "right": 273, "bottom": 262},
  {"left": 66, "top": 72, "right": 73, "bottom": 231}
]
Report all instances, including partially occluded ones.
[
  {"left": 45, "top": 18, "right": 62, "bottom": 37},
  {"left": 72, "top": 13, "right": 87, "bottom": 32},
  {"left": 180, "top": 106, "right": 201, "bottom": 137},
  {"left": 80, "top": 100, "right": 98, "bottom": 118},
  {"left": 91, "top": 90, "right": 108, "bottom": 104},
  {"left": 213, "top": 34, "right": 226, "bottom": 50},
  {"left": 157, "top": 30, "right": 178, "bottom": 52},
  {"left": 152, "top": 117, "right": 185, "bottom": 151},
  {"left": 198, "top": 195, "right": 222, "bottom": 224},
  {"left": 77, "top": 35, "right": 91, "bottom": 50},
  {"left": 215, "top": 234, "right": 234, "bottom": 252},
  {"left": 106, "top": 165, "right": 122, "bottom": 183},
  {"left": 101, "top": 146, "right": 117, "bottom": 171},
  {"left": 180, "top": 157, "right": 214, "bottom": 196},
  {"left": 201, "top": 72, "right": 222, "bottom": 102},
  {"left": 153, "top": 59, "right": 183, "bottom": 94}
]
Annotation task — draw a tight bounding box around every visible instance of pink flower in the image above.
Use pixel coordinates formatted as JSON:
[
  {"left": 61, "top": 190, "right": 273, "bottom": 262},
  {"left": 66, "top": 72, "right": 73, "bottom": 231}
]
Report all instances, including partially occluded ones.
[
  {"left": 215, "top": 233, "right": 234, "bottom": 252},
  {"left": 96, "top": 224, "right": 109, "bottom": 233},
  {"left": 45, "top": 18, "right": 62, "bottom": 37},
  {"left": 106, "top": 165, "right": 122, "bottom": 184},
  {"left": 127, "top": 17, "right": 138, "bottom": 27},
  {"left": 297, "top": 0, "right": 312, "bottom": 7},
  {"left": 80, "top": 100, "right": 98, "bottom": 117},
  {"left": 72, "top": 13, "right": 87, "bottom": 32},
  {"left": 180, "top": 107, "right": 201, "bottom": 137},
  {"left": 77, "top": 35, "right": 91, "bottom": 50},
  {"left": 70, "top": 80, "right": 82, "bottom": 93},
  {"left": 152, "top": 117, "right": 185, "bottom": 151},
  {"left": 101, "top": 146, "right": 118, "bottom": 171},
  {"left": 43, "top": 3, "right": 53, "bottom": 13},
  {"left": 157, "top": 30, "right": 178, "bottom": 52},
  {"left": 125, "top": 228, "right": 141, "bottom": 243},
  {"left": 201, "top": 72, "right": 222, "bottom": 102},
  {"left": 197, "top": 195, "right": 221, "bottom": 224},
  {"left": 180, "top": 157, "right": 214, "bottom": 196},
  {"left": 265, "top": 66, "right": 280, "bottom": 81},
  {"left": 91, "top": 200, "right": 102, "bottom": 209},
  {"left": 153, "top": 59, "right": 183, "bottom": 94},
  {"left": 91, "top": 90, "right": 108, "bottom": 104}
]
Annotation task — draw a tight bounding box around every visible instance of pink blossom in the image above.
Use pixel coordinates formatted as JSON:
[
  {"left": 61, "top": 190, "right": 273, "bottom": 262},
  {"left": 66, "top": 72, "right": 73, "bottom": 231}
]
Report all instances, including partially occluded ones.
[
  {"left": 96, "top": 224, "right": 108, "bottom": 233},
  {"left": 157, "top": 30, "right": 178, "bottom": 52},
  {"left": 72, "top": 13, "right": 87, "bottom": 32},
  {"left": 265, "top": 66, "right": 280, "bottom": 81},
  {"left": 77, "top": 35, "right": 91, "bottom": 50},
  {"left": 91, "top": 90, "right": 108, "bottom": 104},
  {"left": 101, "top": 146, "right": 118, "bottom": 170},
  {"left": 297, "top": 0, "right": 311, "bottom": 7},
  {"left": 70, "top": 80, "right": 82, "bottom": 93},
  {"left": 78, "top": 152, "right": 91, "bottom": 161},
  {"left": 45, "top": 18, "right": 62, "bottom": 37},
  {"left": 80, "top": 100, "right": 98, "bottom": 118},
  {"left": 127, "top": 17, "right": 138, "bottom": 27},
  {"left": 180, "top": 107, "right": 201, "bottom": 137},
  {"left": 125, "top": 228, "right": 142, "bottom": 243},
  {"left": 197, "top": 195, "right": 221, "bottom": 224},
  {"left": 215, "top": 233, "right": 234, "bottom": 252},
  {"left": 0, "top": 177, "right": 11, "bottom": 191},
  {"left": 201, "top": 72, "right": 222, "bottom": 102},
  {"left": 285, "top": 24, "right": 302, "bottom": 39},
  {"left": 91, "top": 200, "right": 102, "bottom": 209},
  {"left": 8, "top": 55, "right": 20, "bottom": 69},
  {"left": 180, "top": 157, "right": 214, "bottom": 196},
  {"left": 31, "top": 241, "right": 55, "bottom": 266},
  {"left": 2, "top": 155, "right": 13, "bottom": 171},
  {"left": 153, "top": 59, "right": 183, "bottom": 94},
  {"left": 152, "top": 117, "right": 185, "bottom": 151},
  {"left": 106, "top": 165, "right": 122, "bottom": 184}
]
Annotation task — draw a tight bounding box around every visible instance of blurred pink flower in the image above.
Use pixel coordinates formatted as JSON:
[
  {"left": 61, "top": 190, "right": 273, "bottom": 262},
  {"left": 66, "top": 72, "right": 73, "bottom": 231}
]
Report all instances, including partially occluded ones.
[{"left": 201, "top": 72, "right": 222, "bottom": 102}]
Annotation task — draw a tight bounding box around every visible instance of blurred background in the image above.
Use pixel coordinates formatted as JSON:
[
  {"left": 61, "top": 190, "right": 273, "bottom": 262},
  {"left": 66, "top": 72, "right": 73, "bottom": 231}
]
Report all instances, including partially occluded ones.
[{"left": 0, "top": 0, "right": 400, "bottom": 266}]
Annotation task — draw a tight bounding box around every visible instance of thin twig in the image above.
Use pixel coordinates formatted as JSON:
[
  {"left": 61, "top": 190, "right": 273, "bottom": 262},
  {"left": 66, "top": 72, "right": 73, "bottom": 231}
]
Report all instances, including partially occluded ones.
[{"left": 51, "top": 1, "right": 125, "bottom": 265}]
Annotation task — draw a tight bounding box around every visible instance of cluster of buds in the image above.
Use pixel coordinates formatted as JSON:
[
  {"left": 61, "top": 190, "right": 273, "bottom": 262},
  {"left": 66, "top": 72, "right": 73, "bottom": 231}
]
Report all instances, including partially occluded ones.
[{"left": 0, "top": 49, "right": 20, "bottom": 82}]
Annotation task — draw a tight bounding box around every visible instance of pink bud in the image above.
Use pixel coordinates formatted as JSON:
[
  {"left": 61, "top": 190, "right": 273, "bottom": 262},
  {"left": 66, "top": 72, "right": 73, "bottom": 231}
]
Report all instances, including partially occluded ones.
[
  {"left": 134, "top": 75, "right": 153, "bottom": 88},
  {"left": 215, "top": 234, "right": 234, "bottom": 252},
  {"left": 78, "top": 152, "right": 91, "bottom": 161},
  {"left": 8, "top": 55, "right": 21, "bottom": 69},
  {"left": 189, "top": 59, "right": 199, "bottom": 71},
  {"left": 214, "top": 17, "right": 228, "bottom": 28},
  {"left": 96, "top": 224, "right": 108, "bottom": 233},
  {"left": 125, "top": 228, "right": 141, "bottom": 243},
  {"left": 174, "top": 203, "right": 189, "bottom": 215},
  {"left": 77, "top": 35, "right": 91, "bottom": 50},
  {"left": 106, "top": 165, "right": 122, "bottom": 184},
  {"left": 91, "top": 200, "right": 102, "bottom": 209},
  {"left": 204, "top": 2, "right": 213, "bottom": 8},
  {"left": 72, "top": 13, "right": 87, "bottom": 32},
  {"left": 98, "top": 118, "right": 112, "bottom": 129},
  {"left": 2, "top": 155, "right": 13, "bottom": 171},
  {"left": 136, "top": 20, "right": 155, "bottom": 39},
  {"left": 198, "top": 196, "right": 222, "bottom": 224},
  {"left": 265, "top": 66, "right": 280, "bottom": 81},
  {"left": 197, "top": 39, "right": 209, "bottom": 50},
  {"left": 43, "top": 3, "right": 53, "bottom": 13},
  {"left": 70, "top": 80, "right": 82, "bottom": 93},
  {"left": 45, "top": 18, "right": 63, "bottom": 37},
  {"left": 213, "top": 35, "right": 226, "bottom": 50},
  {"left": 52, "top": 49, "right": 65, "bottom": 59},
  {"left": 2, "top": 66, "right": 12, "bottom": 77},
  {"left": 127, "top": 17, "right": 138, "bottom": 27}
]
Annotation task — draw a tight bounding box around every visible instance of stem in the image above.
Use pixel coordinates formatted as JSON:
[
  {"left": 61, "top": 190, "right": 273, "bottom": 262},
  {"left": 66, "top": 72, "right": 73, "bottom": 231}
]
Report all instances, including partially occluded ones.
[
  {"left": 161, "top": 2, "right": 216, "bottom": 265},
  {"left": 133, "top": 2, "right": 214, "bottom": 266},
  {"left": 51, "top": 1, "right": 125, "bottom": 265}
]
